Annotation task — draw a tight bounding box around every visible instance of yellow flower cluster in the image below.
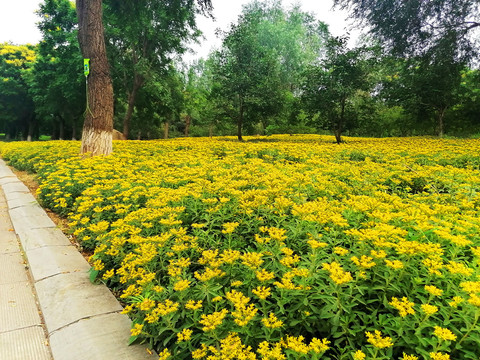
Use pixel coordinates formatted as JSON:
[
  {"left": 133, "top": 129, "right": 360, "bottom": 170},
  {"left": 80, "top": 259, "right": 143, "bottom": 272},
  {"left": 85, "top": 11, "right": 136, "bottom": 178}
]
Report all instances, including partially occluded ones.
[{"left": 2, "top": 135, "right": 480, "bottom": 359}]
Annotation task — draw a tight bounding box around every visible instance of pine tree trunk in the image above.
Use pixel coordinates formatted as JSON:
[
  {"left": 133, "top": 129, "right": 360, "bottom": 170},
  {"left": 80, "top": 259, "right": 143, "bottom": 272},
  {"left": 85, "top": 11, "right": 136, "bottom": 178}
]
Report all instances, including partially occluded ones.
[{"left": 76, "top": 0, "right": 113, "bottom": 156}]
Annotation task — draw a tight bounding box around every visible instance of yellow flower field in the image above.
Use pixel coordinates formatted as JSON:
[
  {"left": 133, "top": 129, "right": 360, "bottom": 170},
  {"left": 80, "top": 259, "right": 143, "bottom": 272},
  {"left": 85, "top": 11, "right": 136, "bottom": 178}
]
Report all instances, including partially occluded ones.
[{"left": 1, "top": 135, "right": 479, "bottom": 360}]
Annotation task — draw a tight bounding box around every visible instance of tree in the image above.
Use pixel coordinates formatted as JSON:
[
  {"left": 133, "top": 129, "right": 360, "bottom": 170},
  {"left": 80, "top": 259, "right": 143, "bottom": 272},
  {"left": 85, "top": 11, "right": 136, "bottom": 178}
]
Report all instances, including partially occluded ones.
[
  {"left": 210, "top": 1, "right": 328, "bottom": 140},
  {"left": 104, "top": 0, "right": 211, "bottom": 139},
  {"left": 76, "top": 0, "right": 114, "bottom": 155},
  {"left": 32, "top": 0, "right": 84, "bottom": 140},
  {"left": 75, "top": 0, "right": 212, "bottom": 154},
  {"left": 0, "top": 43, "right": 36, "bottom": 140},
  {"left": 334, "top": 0, "right": 479, "bottom": 58},
  {"left": 302, "top": 37, "right": 372, "bottom": 143}
]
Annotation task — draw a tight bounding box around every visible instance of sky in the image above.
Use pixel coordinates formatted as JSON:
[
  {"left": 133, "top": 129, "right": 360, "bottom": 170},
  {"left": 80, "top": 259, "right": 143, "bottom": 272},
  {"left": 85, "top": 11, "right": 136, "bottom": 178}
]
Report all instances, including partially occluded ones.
[{"left": 0, "top": 0, "right": 362, "bottom": 59}]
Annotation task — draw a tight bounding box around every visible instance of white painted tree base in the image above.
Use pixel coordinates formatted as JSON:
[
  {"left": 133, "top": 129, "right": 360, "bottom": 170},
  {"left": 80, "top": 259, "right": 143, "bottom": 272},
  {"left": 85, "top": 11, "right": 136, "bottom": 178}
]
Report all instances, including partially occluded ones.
[{"left": 81, "top": 129, "right": 112, "bottom": 156}]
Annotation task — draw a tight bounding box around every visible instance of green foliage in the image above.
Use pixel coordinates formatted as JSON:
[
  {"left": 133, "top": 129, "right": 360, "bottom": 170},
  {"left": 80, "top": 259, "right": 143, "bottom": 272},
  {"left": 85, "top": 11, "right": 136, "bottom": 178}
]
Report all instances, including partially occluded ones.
[
  {"left": 302, "top": 37, "right": 374, "bottom": 143},
  {"left": 32, "top": 0, "right": 85, "bottom": 140},
  {"left": 0, "top": 43, "right": 36, "bottom": 139},
  {"left": 208, "top": 1, "right": 329, "bottom": 140}
]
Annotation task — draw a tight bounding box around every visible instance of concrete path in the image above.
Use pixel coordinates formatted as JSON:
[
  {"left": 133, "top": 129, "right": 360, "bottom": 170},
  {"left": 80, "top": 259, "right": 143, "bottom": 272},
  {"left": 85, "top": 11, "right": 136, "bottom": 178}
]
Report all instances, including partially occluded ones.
[{"left": 0, "top": 159, "right": 156, "bottom": 360}]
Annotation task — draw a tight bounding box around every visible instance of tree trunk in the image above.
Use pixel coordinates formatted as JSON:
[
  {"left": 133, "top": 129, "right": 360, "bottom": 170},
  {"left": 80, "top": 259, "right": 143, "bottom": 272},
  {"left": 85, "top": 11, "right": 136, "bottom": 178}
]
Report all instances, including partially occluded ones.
[
  {"left": 437, "top": 107, "right": 446, "bottom": 138},
  {"left": 122, "top": 73, "right": 144, "bottom": 139},
  {"left": 58, "top": 116, "right": 65, "bottom": 140},
  {"left": 76, "top": 0, "right": 114, "bottom": 156},
  {"left": 335, "top": 97, "right": 346, "bottom": 144},
  {"left": 237, "top": 95, "right": 244, "bottom": 141},
  {"left": 164, "top": 121, "right": 169, "bottom": 139},
  {"left": 27, "top": 115, "right": 35, "bottom": 142},
  {"left": 72, "top": 119, "right": 77, "bottom": 140},
  {"left": 184, "top": 115, "right": 191, "bottom": 137},
  {"left": 209, "top": 123, "right": 213, "bottom": 138}
]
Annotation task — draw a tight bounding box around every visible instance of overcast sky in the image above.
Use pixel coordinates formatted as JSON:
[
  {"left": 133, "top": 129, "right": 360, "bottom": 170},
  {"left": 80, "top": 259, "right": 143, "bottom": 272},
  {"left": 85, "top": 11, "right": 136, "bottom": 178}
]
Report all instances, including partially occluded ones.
[{"left": 0, "top": 0, "right": 361, "bottom": 60}]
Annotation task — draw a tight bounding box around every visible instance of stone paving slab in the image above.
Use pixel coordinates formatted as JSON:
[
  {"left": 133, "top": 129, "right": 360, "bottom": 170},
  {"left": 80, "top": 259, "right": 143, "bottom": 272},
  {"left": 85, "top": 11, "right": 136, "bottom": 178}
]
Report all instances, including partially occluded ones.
[
  {"left": 0, "top": 163, "right": 15, "bottom": 178},
  {"left": 21, "top": 227, "right": 72, "bottom": 251},
  {"left": 0, "top": 177, "right": 18, "bottom": 186},
  {"left": 0, "top": 252, "right": 28, "bottom": 284},
  {"left": 2, "top": 181, "right": 30, "bottom": 194},
  {"left": 35, "top": 272, "right": 123, "bottom": 332},
  {"left": 0, "top": 229, "right": 17, "bottom": 253},
  {"left": 0, "top": 282, "right": 42, "bottom": 333},
  {"left": 27, "top": 245, "right": 91, "bottom": 281},
  {"left": 7, "top": 192, "right": 38, "bottom": 209},
  {"left": 49, "top": 313, "right": 156, "bottom": 360},
  {"left": 10, "top": 203, "right": 51, "bottom": 218},
  {"left": 9, "top": 211, "right": 56, "bottom": 231},
  {"left": 0, "top": 326, "right": 51, "bottom": 360}
]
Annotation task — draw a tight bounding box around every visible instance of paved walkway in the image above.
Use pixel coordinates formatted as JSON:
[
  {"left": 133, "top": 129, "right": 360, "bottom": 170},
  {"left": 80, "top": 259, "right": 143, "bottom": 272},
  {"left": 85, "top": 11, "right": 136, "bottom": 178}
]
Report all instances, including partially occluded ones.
[{"left": 0, "top": 159, "right": 156, "bottom": 360}]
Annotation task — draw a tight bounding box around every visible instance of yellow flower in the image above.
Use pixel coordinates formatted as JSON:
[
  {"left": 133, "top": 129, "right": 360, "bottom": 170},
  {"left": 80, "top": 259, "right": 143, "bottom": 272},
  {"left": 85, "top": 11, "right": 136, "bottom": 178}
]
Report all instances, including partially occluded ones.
[
  {"left": 351, "top": 255, "right": 376, "bottom": 269},
  {"left": 365, "top": 330, "right": 394, "bottom": 349},
  {"left": 449, "top": 296, "right": 464, "bottom": 308},
  {"left": 385, "top": 259, "right": 403, "bottom": 270},
  {"left": 231, "top": 280, "right": 243, "bottom": 287},
  {"left": 460, "top": 281, "right": 480, "bottom": 294},
  {"left": 158, "top": 348, "right": 171, "bottom": 360},
  {"left": 138, "top": 298, "right": 156, "bottom": 311},
  {"left": 173, "top": 279, "right": 191, "bottom": 291},
  {"left": 309, "top": 338, "right": 330, "bottom": 353},
  {"left": 185, "top": 300, "right": 202, "bottom": 310},
  {"left": 222, "top": 222, "right": 240, "bottom": 234},
  {"left": 353, "top": 350, "right": 366, "bottom": 360},
  {"left": 232, "top": 303, "right": 258, "bottom": 326},
  {"left": 194, "top": 267, "right": 225, "bottom": 282},
  {"left": 420, "top": 304, "right": 438, "bottom": 315},
  {"left": 257, "top": 341, "right": 285, "bottom": 359},
  {"left": 130, "top": 323, "right": 143, "bottom": 336},
  {"left": 401, "top": 353, "right": 419, "bottom": 360},
  {"left": 102, "top": 269, "right": 115, "bottom": 280},
  {"left": 389, "top": 297, "right": 415, "bottom": 317},
  {"left": 445, "top": 261, "right": 473, "bottom": 276},
  {"left": 252, "top": 286, "right": 271, "bottom": 300},
  {"left": 261, "top": 313, "right": 283, "bottom": 328},
  {"left": 177, "top": 328, "right": 193, "bottom": 342},
  {"left": 425, "top": 285, "right": 443, "bottom": 297},
  {"left": 241, "top": 252, "right": 264, "bottom": 269},
  {"left": 371, "top": 250, "right": 387, "bottom": 258},
  {"left": 283, "top": 335, "right": 309, "bottom": 354},
  {"left": 429, "top": 352, "right": 450, "bottom": 360},
  {"left": 334, "top": 246, "right": 349, "bottom": 256},
  {"left": 468, "top": 293, "right": 480, "bottom": 307},
  {"left": 433, "top": 326, "right": 457, "bottom": 341},
  {"left": 256, "top": 268, "right": 275, "bottom": 282},
  {"left": 192, "top": 344, "right": 208, "bottom": 359},
  {"left": 322, "top": 261, "right": 353, "bottom": 285},
  {"left": 199, "top": 309, "right": 228, "bottom": 332}
]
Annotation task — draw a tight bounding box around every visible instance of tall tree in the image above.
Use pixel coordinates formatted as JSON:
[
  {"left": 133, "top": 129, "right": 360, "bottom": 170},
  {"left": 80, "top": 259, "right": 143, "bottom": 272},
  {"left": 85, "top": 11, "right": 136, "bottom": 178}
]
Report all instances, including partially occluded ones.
[
  {"left": 302, "top": 37, "right": 372, "bottom": 143},
  {"left": 104, "top": 0, "right": 211, "bottom": 139},
  {"left": 334, "top": 0, "right": 479, "bottom": 58},
  {"left": 0, "top": 43, "right": 36, "bottom": 140},
  {"left": 75, "top": 0, "right": 212, "bottom": 153},
  {"left": 76, "top": 0, "right": 113, "bottom": 155},
  {"left": 33, "top": 0, "right": 84, "bottom": 140},
  {"left": 210, "top": 0, "right": 328, "bottom": 140}
]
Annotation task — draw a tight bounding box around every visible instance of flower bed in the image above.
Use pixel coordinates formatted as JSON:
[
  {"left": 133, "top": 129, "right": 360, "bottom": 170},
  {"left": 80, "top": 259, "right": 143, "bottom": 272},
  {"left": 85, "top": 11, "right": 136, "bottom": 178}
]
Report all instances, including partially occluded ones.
[{"left": 1, "top": 135, "right": 479, "bottom": 360}]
